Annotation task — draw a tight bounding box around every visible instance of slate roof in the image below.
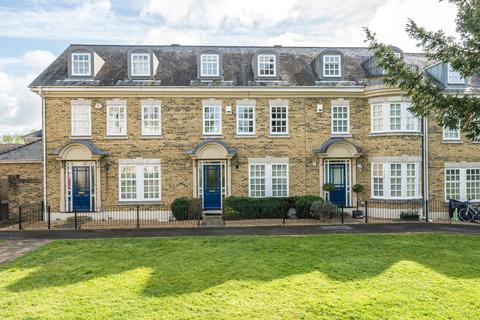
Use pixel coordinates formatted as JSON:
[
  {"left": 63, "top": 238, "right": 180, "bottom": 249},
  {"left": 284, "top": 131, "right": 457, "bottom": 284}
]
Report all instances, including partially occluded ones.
[
  {"left": 0, "top": 140, "right": 42, "bottom": 162},
  {"left": 0, "top": 144, "right": 22, "bottom": 155},
  {"left": 30, "top": 45, "right": 433, "bottom": 88}
]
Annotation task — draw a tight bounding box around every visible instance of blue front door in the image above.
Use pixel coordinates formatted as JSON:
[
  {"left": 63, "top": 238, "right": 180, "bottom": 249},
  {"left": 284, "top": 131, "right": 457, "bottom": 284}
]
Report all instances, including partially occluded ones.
[
  {"left": 203, "top": 165, "right": 222, "bottom": 209},
  {"left": 72, "top": 166, "right": 91, "bottom": 212},
  {"left": 328, "top": 163, "right": 346, "bottom": 207}
]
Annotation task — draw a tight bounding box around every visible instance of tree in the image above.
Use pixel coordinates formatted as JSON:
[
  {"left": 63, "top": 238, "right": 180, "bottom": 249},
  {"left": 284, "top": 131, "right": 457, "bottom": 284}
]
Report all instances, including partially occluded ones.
[
  {"left": 1, "top": 134, "right": 24, "bottom": 144},
  {"left": 365, "top": 0, "right": 480, "bottom": 139}
]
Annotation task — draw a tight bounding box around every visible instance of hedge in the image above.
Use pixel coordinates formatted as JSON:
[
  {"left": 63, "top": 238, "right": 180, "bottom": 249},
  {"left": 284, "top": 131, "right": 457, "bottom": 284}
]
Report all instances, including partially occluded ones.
[
  {"left": 223, "top": 196, "right": 291, "bottom": 220},
  {"left": 290, "top": 195, "right": 324, "bottom": 218},
  {"left": 171, "top": 197, "right": 202, "bottom": 221}
]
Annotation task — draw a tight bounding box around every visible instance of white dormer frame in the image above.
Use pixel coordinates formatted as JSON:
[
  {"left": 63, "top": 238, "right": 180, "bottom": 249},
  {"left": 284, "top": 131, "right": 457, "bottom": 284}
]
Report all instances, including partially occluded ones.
[
  {"left": 131, "top": 52, "right": 151, "bottom": 77},
  {"left": 323, "top": 54, "right": 341, "bottom": 77},
  {"left": 447, "top": 63, "right": 466, "bottom": 84},
  {"left": 200, "top": 53, "right": 220, "bottom": 77},
  {"left": 71, "top": 52, "right": 92, "bottom": 77},
  {"left": 257, "top": 54, "right": 276, "bottom": 77}
]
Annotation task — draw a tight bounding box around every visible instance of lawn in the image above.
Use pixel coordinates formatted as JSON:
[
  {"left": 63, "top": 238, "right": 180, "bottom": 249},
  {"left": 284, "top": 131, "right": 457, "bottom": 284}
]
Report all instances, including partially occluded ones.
[{"left": 0, "top": 234, "right": 479, "bottom": 319}]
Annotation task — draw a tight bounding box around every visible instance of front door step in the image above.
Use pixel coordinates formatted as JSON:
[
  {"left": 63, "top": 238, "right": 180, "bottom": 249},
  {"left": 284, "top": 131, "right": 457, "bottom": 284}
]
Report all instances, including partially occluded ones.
[{"left": 200, "top": 212, "right": 223, "bottom": 227}]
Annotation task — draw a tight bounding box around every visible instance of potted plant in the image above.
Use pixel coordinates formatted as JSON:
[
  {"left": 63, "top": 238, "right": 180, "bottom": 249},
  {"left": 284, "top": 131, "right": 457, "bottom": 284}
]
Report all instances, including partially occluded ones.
[
  {"left": 352, "top": 184, "right": 365, "bottom": 218},
  {"left": 400, "top": 210, "right": 420, "bottom": 221},
  {"left": 323, "top": 183, "right": 335, "bottom": 202}
]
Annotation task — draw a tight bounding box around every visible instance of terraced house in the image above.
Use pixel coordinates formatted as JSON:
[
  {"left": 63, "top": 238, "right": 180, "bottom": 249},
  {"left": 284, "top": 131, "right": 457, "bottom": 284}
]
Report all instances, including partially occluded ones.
[{"left": 28, "top": 44, "right": 480, "bottom": 216}]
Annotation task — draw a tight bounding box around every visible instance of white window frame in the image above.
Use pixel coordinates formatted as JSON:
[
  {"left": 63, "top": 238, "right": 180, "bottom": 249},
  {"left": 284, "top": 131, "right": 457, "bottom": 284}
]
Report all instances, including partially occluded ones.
[
  {"left": 331, "top": 104, "right": 350, "bottom": 134},
  {"left": 370, "top": 102, "right": 420, "bottom": 133},
  {"left": 269, "top": 100, "right": 289, "bottom": 135},
  {"left": 370, "top": 161, "right": 421, "bottom": 200},
  {"left": 131, "top": 53, "right": 151, "bottom": 77},
  {"left": 202, "top": 102, "right": 222, "bottom": 135},
  {"left": 236, "top": 103, "right": 256, "bottom": 135},
  {"left": 443, "top": 125, "right": 460, "bottom": 141},
  {"left": 323, "top": 54, "right": 341, "bottom": 77},
  {"left": 257, "top": 54, "right": 276, "bottom": 77},
  {"left": 200, "top": 54, "right": 220, "bottom": 77},
  {"left": 106, "top": 100, "right": 127, "bottom": 136},
  {"left": 447, "top": 63, "right": 465, "bottom": 85},
  {"left": 248, "top": 158, "right": 289, "bottom": 197},
  {"left": 118, "top": 159, "right": 161, "bottom": 202},
  {"left": 71, "top": 52, "right": 92, "bottom": 76},
  {"left": 444, "top": 167, "right": 480, "bottom": 201},
  {"left": 70, "top": 100, "right": 91, "bottom": 137},
  {"left": 141, "top": 100, "right": 161, "bottom": 136}
]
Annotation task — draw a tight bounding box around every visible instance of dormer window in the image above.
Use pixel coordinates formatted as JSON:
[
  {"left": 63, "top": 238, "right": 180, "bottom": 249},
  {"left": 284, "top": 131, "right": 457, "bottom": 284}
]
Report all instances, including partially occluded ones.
[
  {"left": 447, "top": 63, "right": 465, "bottom": 84},
  {"left": 131, "top": 53, "right": 151, "bottom": 77},
  {"left": 323, "top": 55, "right": 341, "bottom": 77},
  {"left": 258, "top": 54, "right": 276, "bottom": 77},
  {"left": 200, "top": 54, "right": 219, "bottom": 77},
  {"left": 71, "top": 52, "right": 91, "bottom": 76}
]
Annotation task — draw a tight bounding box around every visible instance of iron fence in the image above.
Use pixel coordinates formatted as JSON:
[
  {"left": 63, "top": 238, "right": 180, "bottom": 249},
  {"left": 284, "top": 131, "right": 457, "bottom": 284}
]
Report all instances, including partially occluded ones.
[{"left": 10, "top": 200, "right": 480, "bottom": 230}]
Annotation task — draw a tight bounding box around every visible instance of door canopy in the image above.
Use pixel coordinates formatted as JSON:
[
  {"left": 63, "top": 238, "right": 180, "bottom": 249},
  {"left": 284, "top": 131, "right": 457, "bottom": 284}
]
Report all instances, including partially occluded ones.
[
  {"left": 313, "top": 138, "right": 363, "bottom": 158},
  {"left": 54, "top": 140, "right": 109, "bottom": 161},
  {"left": 185, "top": 139, "right": 237, "bottom": 160}
]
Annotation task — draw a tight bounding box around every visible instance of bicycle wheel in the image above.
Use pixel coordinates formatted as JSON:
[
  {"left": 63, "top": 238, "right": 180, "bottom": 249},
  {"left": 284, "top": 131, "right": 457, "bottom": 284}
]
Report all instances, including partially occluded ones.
[{"left": 458, "top": 208, "right": 473, "bottom": 222}]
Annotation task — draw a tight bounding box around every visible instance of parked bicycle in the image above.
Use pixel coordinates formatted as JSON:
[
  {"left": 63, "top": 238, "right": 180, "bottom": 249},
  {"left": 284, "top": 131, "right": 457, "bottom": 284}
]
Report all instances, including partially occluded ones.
[{"left": 449, "top": 199, "right": 480, "bottom": 223}]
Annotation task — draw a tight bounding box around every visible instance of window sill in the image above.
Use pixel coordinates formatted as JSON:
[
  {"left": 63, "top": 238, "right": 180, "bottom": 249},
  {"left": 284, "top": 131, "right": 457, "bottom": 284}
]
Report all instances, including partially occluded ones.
[
  {"left": 368, "top": 132, "right": 422, "bottom": 137},
  {"left": 105, "top": 135, "right": 128, "bottom": 140},
  {"left": 370, "top": 197, "right": 423, "bottom": 201},
  {"left": 202, "top": 135, "right": 223, "bottom": 139},
  {"left": 117, "top": 201, "right": 163, "bottom": 205},
  {"left": 442, "top": 140, "right": 462, "bottom": 144},
  {"left": 268, "top": 134, "right": 290, "bottom": 139},
  {"left": 330, "top": 133, "right": 352, "bottom": 138},
  {"left": 141, "top": 135, "right": 163, "bottom": 139},
  {"left": 69, "top": 136, "right": 92, "bottom": 140},
  {"left": 235, "top": 135, "right": 257, "bottom": 139}
]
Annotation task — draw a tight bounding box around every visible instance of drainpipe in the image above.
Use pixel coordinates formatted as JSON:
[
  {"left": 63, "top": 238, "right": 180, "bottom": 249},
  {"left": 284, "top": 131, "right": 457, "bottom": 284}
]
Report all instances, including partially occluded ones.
[
  {"left": 422, "top": 117, "right": 429, "bottom": 218},
  {"left": 40, "top": 86, "right": 48, "bottom": 220}
]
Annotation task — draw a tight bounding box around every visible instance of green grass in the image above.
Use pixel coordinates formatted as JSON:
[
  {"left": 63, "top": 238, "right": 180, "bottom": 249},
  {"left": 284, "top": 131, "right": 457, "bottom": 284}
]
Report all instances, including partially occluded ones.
[{"left": 0, "top": 234, "right": 479, "bottom": 319}]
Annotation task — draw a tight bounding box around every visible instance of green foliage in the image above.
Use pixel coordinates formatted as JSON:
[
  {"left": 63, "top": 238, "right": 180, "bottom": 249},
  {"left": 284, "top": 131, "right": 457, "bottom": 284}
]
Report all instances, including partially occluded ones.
[
  {"left": 1, "top": 134, "right": 24, "bottom": 144},
  {"left": 223, "top": 196, "right": 291, "bottom": 219},
  {"left": 400, "top": 210, "right": 420, "bottom": 221},
  {"left": 323, "top": 183, "right": 336, "bottom": 192},
  {"left": 309, "top": 201, "right": 341, "bottom": 220},
  {"left": 171, "top": 197, "right": 201, "bottom": 221},
  {"left": 352, "top": 184, "right": 365, "bottom": 194},
  {"left": 365, "top": 1, "right": 480, "bottom": 139},
  {"left": 290, "top": 195, "right": 324, "bottom": 218}
]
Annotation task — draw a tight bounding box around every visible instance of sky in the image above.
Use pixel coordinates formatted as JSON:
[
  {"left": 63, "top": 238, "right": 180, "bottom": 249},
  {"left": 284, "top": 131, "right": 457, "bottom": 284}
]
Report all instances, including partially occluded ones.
[{"left": 0, "top": 0, "right": 458, "bottom": 136}]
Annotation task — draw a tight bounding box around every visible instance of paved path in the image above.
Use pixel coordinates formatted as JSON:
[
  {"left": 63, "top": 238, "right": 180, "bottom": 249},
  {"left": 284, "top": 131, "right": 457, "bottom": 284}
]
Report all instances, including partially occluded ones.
[
  {"left": 0, "top": 240, "right": 50, "bottom": 265},
  {"left": 0, "top": 223, "right": 478, "bottom": 240}
]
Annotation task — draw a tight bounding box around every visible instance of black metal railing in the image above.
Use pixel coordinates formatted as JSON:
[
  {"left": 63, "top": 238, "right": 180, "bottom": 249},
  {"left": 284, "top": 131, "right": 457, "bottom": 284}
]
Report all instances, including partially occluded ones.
[{"left": 18, "top": 205, "right": 50, "bottom": 230}]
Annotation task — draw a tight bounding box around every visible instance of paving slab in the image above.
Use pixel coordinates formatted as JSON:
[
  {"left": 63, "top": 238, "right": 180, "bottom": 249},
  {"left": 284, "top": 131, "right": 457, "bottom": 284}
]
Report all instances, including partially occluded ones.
[{"left": 0, "top": 240, "right": 51, "bottom": 265}]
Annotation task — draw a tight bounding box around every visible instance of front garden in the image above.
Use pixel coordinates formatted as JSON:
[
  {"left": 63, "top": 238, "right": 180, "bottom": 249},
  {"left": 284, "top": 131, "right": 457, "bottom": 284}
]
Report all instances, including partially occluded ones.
[{"left": 0, "top": 234, "right": 479, "bottom": 319}]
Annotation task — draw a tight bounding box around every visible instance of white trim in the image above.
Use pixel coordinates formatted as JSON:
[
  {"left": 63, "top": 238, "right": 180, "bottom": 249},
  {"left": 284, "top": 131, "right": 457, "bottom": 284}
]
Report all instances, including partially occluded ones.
[
  {"left": 331, "top": 103, "right": 350, "bottom": 135},
  {"left": 444, "top": 167, "right": 480, "bottom": 202},
  {"left": 324, "top": 159, "right": 351, "bottom": 206},
  {"left": 269, "top": 100, "right": 289, "bottom": 135},
  {"left": 236, "top": 102, "right": 256, "bottom": 136},
  {"left": 71, "top": 52, "right": 92, "bottom": 77},
  {"left": 323, "top": 54, "right": 341, "bottom": 77},
  {"left": 370, "top": 101, "right": 420, "bottom": 134},
  {"left": 70, "top": 99, "right": 91, "bottom": 136},
  {"left": 106, "top": 99, "right": 127, "bottom": 136},
  {"left": 141, "top": 99, "right": 162, "bottom": 136},
  {"left": 442, "top": 125, "right": 461, "bottom": 141},
  {"left": 202, "top": 100, "right": 222, "bottom": 135},
  {"left": 200, "top": 53, "right": 220, "bottom": 77},
  {"left": 257, "top": 54, "right": 276, "bottom": 77},
  {"left": 118, "top": 159, "right": 162, "bottom": 202},
  {"left": 370, "top": 160, "right": 422, "bottom": 200},
  {"left": 447, "top": 63, "right": 466, "bottom": 85},
  {"left": 131, "top": 53, "right": 151, "bottom": 77},
  {"left": 248, "top": 158, "right": 289, "bottom": 197}
]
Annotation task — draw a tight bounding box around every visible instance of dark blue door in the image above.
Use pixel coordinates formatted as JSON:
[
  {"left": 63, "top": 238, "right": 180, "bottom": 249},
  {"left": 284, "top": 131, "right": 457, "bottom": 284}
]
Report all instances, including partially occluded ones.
[
  {"left": 203, "top": 165, "right": 222, "bottom": 209},
  {"left": 72, "top": 166, "right": 91, "bottom": 212},
  {"left": 328, "top": 164, "right": 346, "bottom": 207}
]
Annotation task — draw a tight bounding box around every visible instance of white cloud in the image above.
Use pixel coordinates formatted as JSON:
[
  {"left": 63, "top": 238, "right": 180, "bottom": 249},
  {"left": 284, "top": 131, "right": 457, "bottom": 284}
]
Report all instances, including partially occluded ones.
[
  {"left": 369, "top": 0, "right": 457, "bottom": 51},
  {"left": 0, "top": 50, "right": 56, "bottom": 135},
  {"left": 141, "top": 0, "right": 299, "bottom": 29}
]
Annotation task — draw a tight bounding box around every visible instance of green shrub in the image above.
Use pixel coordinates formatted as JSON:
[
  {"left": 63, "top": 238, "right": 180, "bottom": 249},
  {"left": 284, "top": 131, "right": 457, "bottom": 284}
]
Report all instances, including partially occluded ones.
[
  {"left": 309, "top": 201, "right": 341, "bottom": 220},
  {"left": 223, "top": 196, "right": 291, "bottom": 219},
  {"left": 171, "top": 197, "right": 201, "bottom": 221},
  {"left": 290, "top": 195, "right": 324, "bottom": 218}
]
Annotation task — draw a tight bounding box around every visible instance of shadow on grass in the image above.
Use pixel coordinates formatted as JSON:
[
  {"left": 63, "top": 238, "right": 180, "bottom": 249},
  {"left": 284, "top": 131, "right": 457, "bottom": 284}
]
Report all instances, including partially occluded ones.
[{"left": 3, "top": 234, "right": 480, "bottom": 297}]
